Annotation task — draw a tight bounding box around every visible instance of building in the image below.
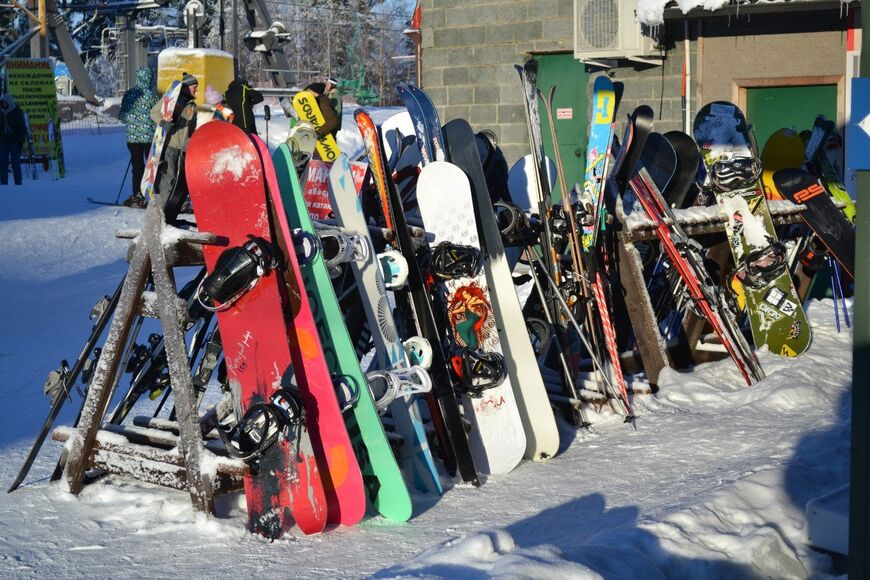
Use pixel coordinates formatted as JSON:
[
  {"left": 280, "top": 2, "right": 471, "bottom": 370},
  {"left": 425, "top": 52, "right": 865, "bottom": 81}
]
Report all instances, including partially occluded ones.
[{"left": 419, "top": 0, "right": 859, "bottom": 194}]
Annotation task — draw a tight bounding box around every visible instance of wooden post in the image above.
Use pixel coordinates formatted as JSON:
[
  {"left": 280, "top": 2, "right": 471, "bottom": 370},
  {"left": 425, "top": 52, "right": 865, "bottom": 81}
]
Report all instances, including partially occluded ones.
[
  {"left": 147, "top": 211, "right": 214, "bottom": 514},
  {"left": 616, "top": 238, "right": 671, "bottom": 387}
]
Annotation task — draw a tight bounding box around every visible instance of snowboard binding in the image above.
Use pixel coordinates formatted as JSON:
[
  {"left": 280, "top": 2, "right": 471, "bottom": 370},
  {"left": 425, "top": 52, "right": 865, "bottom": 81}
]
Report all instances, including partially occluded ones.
[
  {"left": 495, "top": 201, "right": 539, "bottom": 248},
  {"left": 709, "top": 156, "right": 762, "bottom": 191},
  {"left": 366, "top": 366, "right": 433, "bottom": 412},
  {"left": 450, "top": 349, "right": 507, "bottom": 398},
  {"left": 736, "top": 241, "right": 788, "bottom": 290},
  {"left": 197, "top": 236, "right": 282, "bottom": 312},
  {"left": 318, "top": 229, "right": 370, "bottom": 275},
  {"left": 217, "top": 387, "right": 306, "bottom": 467},
  {"left": 429, "top": 242, "right": 483, "bottom": 280},
  {"left": 378, "top": 250, "right": 409, "bottom": 289}
]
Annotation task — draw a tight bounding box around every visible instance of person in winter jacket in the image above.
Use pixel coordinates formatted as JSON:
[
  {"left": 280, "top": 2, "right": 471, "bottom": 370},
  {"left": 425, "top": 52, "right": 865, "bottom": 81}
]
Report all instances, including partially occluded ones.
[
  {"left": 304, "top": 82, "right": 340, "bottom": 141},
  {"left": 325, "top": 77, "right": 343, "bottom": 123},
  {"left": 224, "top": 78, "right": 263, "bottom": 134},
  {"left": 149, "top": 72, "right": 199, "bottom": 221},
  {"left": 119, "top": 67, "right": 158, "bottom": 206},
  {"left": 0, "top": 93, "right": 28, "bottom": 186},
  {"left": 205, "top": 85, "right": 234, "bottom": 123}
]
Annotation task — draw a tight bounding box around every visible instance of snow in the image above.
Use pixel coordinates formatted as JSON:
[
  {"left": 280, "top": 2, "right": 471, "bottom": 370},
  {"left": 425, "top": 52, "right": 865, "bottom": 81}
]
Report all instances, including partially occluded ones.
[
  {"left": 635, "top": 0, "right": 731, "bottom": 25},
  {"left": 0, "top": 123, "right": 852, "bottom": 578}
]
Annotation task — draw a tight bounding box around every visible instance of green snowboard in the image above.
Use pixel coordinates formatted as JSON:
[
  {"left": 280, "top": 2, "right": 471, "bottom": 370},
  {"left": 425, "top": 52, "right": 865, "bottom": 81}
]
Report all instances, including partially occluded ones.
[
  {"left": 694, "top": 102, "right": 811, "bottom": 358},
  {"left": 272, "top": 144, "right": 413, "bottom": 522}
]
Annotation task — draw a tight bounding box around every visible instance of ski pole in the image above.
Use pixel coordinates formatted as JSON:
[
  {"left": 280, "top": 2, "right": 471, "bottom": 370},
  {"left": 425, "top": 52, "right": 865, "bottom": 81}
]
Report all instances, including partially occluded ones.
[
  {"left": 114, "top": 159, "right": 132, "bottom": 204},
  {"left": 828, "top": 256, "right": 840, "bottom": 332},
  {"left": 264, "top": 105, "right": 271, "bottom": 149},
  {"left": 832, "top": 258, "right": 851, "bottom": 328}
]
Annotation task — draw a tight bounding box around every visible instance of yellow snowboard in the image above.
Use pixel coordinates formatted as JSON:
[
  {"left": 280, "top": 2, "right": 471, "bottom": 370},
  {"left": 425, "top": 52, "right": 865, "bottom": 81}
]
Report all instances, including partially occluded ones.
[
  {"left": 292, "top": 91, "right": 340, "bottom": 162},
  {"left": 761, "top": 128, "right": 805, "bottom": 200}
]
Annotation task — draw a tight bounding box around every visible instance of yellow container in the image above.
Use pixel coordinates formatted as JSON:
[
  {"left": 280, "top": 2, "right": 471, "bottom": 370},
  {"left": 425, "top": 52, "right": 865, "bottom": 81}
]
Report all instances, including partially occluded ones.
[{"left": 156, "top": 48, "right": 234, "bottom": 106}]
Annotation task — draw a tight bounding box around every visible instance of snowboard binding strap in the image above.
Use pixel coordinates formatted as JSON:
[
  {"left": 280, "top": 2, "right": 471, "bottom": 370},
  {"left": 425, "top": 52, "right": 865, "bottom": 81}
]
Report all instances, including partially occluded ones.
[
  {"left": 217, "top": 387, "right": 305, "bottom": 467},
  {"left": 709, "top": 156, "right": 762, "bottom": 191},
  {"left": 429, "top": 241, "right": 483, "bottom": 280},
  {"left": 292, "top": 229, "right": 321, "bottom": 266},
  {"left": 450, "top": 349, "right": 507, "bottom": 398},
  {"left": 197, "top": 235, "right": 281, "bottom": 312},
  {"left": 366, "top": 366, "right": 433, "bottom": 412},
  {"left": 403, "top": 336, "right": 433, "bottom": 369},
  {"left": 736, "top": 241, "right": 788, "bottom": 290},
  {"left": 333, "top": 376, "right": 361, "bottom": 413}
]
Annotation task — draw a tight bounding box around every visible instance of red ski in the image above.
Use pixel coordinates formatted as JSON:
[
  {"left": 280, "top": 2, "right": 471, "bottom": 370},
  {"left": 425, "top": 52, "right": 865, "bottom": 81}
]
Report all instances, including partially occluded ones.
[{"left": 185, "top": 122, "right": 327, "bottom": 537}]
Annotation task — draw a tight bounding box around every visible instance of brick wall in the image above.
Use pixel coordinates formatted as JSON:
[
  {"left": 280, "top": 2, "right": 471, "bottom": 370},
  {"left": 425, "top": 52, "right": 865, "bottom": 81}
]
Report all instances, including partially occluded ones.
[
  {"left": 421, "top": 3, "right": 850, "bottom": 165},
  {"left": 421, "top": 0, "right": 574, "bottom": 162}
]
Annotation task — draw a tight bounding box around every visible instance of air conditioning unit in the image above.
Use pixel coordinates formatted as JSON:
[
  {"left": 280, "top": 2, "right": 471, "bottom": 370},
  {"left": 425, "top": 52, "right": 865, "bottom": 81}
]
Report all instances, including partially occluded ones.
[{"left": 574, "top": 0, "right": 662, "bottom": 64}]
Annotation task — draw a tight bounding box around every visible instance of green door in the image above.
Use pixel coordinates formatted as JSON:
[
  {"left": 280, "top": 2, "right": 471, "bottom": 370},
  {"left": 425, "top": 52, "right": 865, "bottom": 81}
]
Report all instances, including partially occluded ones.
[
  {"left": 746, "top": 84, "right": 837, "bottom": 150},
  {"left": 535, "top": 53, "right": 589, "bottom": 203}
]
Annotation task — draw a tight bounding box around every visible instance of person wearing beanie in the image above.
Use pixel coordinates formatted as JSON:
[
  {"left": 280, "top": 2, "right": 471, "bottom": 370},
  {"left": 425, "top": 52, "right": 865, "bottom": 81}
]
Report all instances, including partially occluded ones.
[
  {"left": 119, "top": 67, "right": 158, "bottom": 206},
  {"left": 324, "top": 77, "right": 343, "bottom": 124},
  {"left": 148, "top": 72, "right": 200, "bottom": 221},
  {"left": 224, "top": 78, "right": 263, "bottom": 134},
  {"left": 0, "top": 93, "right": 28, "bottom": 186},
  {"left": 205, "top": 85, "right": 234, "bottom": 123},
  {"left": 304, "top": 81, "right": 340, "bottom": 144}
]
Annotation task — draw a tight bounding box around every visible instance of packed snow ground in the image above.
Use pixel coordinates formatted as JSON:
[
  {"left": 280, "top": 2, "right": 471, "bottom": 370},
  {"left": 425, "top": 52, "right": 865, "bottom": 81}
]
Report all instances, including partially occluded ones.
[{"left": 0, "top": 112, "right": 851, "bottom": 578}]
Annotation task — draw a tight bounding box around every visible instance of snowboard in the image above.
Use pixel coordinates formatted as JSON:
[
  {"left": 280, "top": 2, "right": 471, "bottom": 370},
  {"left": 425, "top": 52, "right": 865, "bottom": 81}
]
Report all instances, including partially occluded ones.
[
  {"left": 806, "top": 119, "right": 856, "bottom": 223},
  {"left": 773, "top": 167, "right": 855, "bottom": 279},
  {"left": 760, "top": 128, "right": 805, "bottom": 201},
  {"left": 256, "top": 137, "right": 367, "bottom": 527},
  {"left": 271, "top": 143, "right": 415, "bottom": 521},
  {"left": 286, "top": 120, "right": 318, "bottom": 174},
  {"left": 443, "top": 119, "right": 559, "bottom": 461},
  {"left": 355, "top": 108, "right": 480, "bottom": 486},
  {"left": 416, "top": 161, "right": 526, "bottom": 475},
  {"left": 292, "top": 90, "right": 340, "bottom": 162},
  {"left": 694, "top": 101, "right": 811, "bottom": 357},
  {"left": 662, "top": 131, "right": 700, "bottom": 209},
  {"left": 142, "top": 80, "right": 182, "bottom": 200},
  {"left": 327, "top": 153, "right": 443, "bottom": 497},
  {"left": 185, "top": 121, "right": 327, "bottom": 538}
]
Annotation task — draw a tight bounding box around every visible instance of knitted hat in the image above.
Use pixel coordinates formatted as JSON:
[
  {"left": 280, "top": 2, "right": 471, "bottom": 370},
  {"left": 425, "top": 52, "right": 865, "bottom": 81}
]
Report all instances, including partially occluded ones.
[
  {"left": 325, "top": 77, "right": 339, "bottom": 86},
  {"left": 181, "top": 72, "right": 198, "bottom": 87},
  {"left": 205, "top": 85, "right": 223, "bottom": 105}
]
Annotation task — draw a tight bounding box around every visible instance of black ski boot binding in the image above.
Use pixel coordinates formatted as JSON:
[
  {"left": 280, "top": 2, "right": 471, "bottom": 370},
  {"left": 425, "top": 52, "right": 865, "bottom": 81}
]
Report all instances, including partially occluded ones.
[
  {"left": 709, "top": 156, "right": 762, "bottom": 191},
  {"left": 450, "top": 348, "right": 507, "bottom": 398},
  {"left": 217, "top": 387, "right": 305, "bottom": 468},
  {"left": 495, "top": 201, "right": 539, "bottom": 248},
  {"left": 737, "top": 241, "right": 787, "bottom": 290},
  {"left": 429, "top": 242, "right": 483, "bottom": 280},
  {"left": 197, "top": 235, "right": 281, "bottom": 311}
]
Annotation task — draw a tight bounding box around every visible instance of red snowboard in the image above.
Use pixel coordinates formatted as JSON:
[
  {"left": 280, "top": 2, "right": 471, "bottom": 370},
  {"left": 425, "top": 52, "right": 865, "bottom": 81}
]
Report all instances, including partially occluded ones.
[{"left": 185, "top": 122, "right": 327, "bottom": 537}]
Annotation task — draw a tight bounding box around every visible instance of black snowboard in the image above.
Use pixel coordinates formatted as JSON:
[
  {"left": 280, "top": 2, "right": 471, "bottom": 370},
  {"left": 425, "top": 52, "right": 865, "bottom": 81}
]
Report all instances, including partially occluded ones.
[
  {"left": 773, "top": 167, "right": 855, "bottom": 279},
  {"left": 663, "top": 131, "right": 700, "bottom": 209}
]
